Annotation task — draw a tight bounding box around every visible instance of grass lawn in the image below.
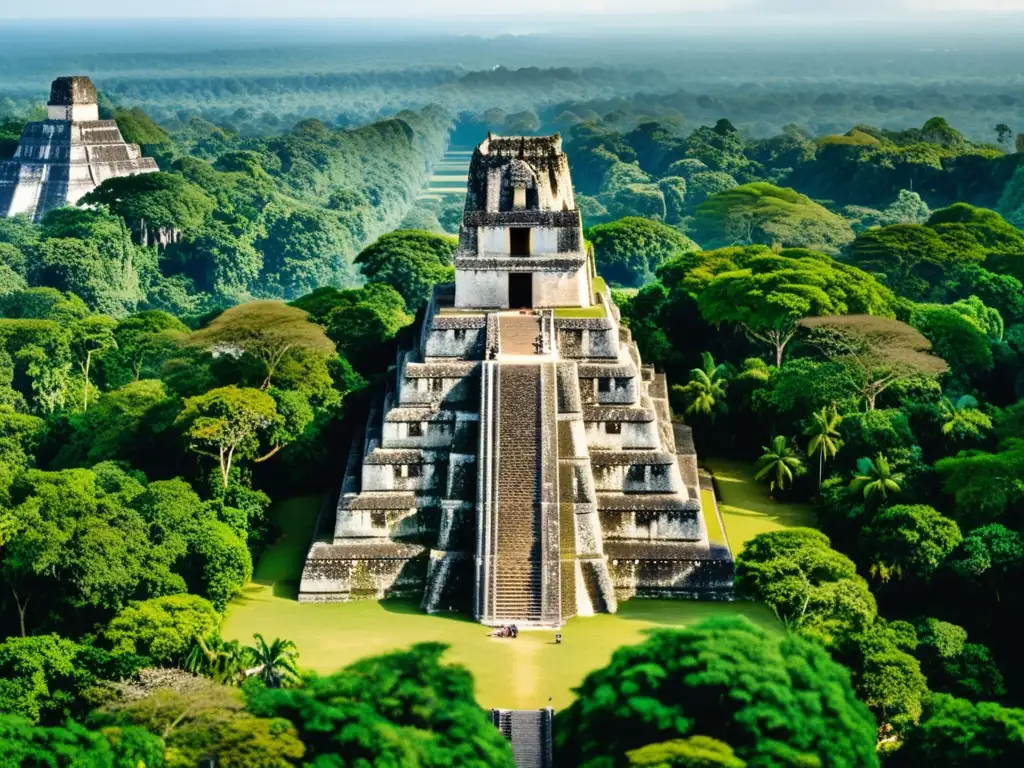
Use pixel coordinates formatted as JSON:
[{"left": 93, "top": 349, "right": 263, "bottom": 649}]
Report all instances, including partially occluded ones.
[
  {"left": 554, "top": 304, "right": 607, "bottom": 319},
  {"left": 223, "top": 494, "right": 779, "bottom": 710},
  {"left": 703, "top": 457, "right": 816, "bottom": 553},
  {"left": 699, "top": 488, "right": 729, "bottom": 549}
]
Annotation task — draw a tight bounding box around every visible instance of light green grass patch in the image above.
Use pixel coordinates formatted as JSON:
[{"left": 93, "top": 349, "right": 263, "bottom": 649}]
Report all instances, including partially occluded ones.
[
  {"left": 223, "top": 493, "right": 780, "bottom": 710},
  {"left": 699, "top": 489, "right": 729, "bottom": 549},
  {"left": 703, "top": 457, "right": 816, "bottom": 553},
  {"left": 554, "top": 304, "right": 607, "bottom": 319},
  {"left": 225, "top": 589, "right": 777, "bottom": 710}
]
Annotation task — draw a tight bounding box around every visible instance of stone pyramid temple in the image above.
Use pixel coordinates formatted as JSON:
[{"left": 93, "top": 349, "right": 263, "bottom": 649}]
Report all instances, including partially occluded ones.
[
  {"left": 299, "top": 134, "right": 734, "bottom": 626},
  {"left": 0, "top": 76, "right": 158, "bottom": 221}
]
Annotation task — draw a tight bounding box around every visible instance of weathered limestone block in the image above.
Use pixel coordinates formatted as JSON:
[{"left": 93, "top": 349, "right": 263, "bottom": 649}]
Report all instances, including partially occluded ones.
[
  {"left": 299, "top": 133, "right": 734, "bottom": 618},
  {"left": 0, "top": 76, "right": 158, "bottom": 221},
  {"left": 298, "top": 542, "right": 428, "bottom": 602}
]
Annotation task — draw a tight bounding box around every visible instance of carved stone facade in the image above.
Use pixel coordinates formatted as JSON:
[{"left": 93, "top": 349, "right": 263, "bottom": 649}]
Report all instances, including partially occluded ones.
[
  {"left": 454, "top": 135, "right": 592, "bottom": 310},
  {"left": 298, "top": 134, "right": 734, "bottom": 626},
  {"left": 0, "top": 76, "right": 159, "bottom": 221}
]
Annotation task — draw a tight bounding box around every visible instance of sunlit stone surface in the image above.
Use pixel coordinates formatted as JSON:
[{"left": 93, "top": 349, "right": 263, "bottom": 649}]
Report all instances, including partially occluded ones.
[
  {"left": 299, "top": 134, "right": 734, "bottom": 626},
  {"left": 0, "top": 76, "right": 158, "bottom": 221}
]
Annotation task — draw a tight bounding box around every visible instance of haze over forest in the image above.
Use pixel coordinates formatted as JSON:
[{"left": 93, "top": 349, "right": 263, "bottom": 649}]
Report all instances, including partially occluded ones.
[{"left": 3, "top": 11, "right": 1024, "bottom": 140}]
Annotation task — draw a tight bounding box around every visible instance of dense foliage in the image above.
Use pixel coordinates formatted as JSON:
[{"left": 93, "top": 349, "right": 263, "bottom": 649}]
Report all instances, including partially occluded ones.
[
  {"left": 556, "top": 615, "right": 877, "bottom": 767},
  {"left": 3, "top": 33, "right": 1024, "bottom": 764}
]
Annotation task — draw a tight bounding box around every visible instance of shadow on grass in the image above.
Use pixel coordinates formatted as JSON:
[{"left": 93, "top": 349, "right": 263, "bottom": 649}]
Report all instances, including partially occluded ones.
[
  {"left": 274, "top": 580, "right": 300, "bottom": 600},
  {"left": 609, "top": 598, "right": 782, "bottom": 632},
  {"left": 721, "top": 504, "right": 811, "bottom": 522},
  {"left": 379, "top": 598, "right": 479, "bottom": 626},
  {"left": 229, "top": 582, "right": 273, "bottom": 606}
]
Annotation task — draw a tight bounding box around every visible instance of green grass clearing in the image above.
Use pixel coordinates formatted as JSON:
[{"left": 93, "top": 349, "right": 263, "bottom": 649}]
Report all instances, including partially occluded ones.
[
  {"left": 223, "top": 494, "right": 779, "bottom": 710},
  {"left": 703, "top": 457, "right": 816, "bottom": 553},
  {"left": 225, "top": 588, "right": 777, "bottom": 710},
  {"left": 700, "top": 488, "right": 729, "bottom": 549},
  {"left": 248, "top": 495, "right": 325, "bottom": 587},
  {"left": 554, "top": 304, "right": 607, "bottom": 319}
]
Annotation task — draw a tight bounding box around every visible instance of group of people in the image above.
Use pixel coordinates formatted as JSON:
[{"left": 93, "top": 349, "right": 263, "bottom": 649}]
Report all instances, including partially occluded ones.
[
  {"left": 491, "top": 624, "right": 520, "bottom": 638},
  {"left": 489, "top": 625, "right": 564, "bottom": 644}
]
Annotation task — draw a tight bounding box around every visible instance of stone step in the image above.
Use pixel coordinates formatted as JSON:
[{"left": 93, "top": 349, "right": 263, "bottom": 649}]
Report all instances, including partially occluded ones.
[
  {"left": 491, "top": 708, "right": 554, "bottom": 768},
  {"left": 499, "top": 315, "right": 543, "bottom": 355},
  {"left": 484, "top": 362, "right": 551, "bottom": 626}
]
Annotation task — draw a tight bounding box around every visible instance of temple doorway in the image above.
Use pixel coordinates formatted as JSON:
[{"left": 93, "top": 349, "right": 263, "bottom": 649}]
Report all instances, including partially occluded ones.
[
  {"left": 510, "top": 227, "right": 531, "bottom": 256},
  {"left": 509, "top": 273, "right": 533, "bottom": 308}
]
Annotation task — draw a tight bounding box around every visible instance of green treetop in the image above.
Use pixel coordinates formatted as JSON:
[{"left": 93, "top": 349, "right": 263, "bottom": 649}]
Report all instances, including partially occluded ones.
[
  {"left": 698, "top": 248, "right": 896, "bottom": 366},
  {"left": 556, "top": 615, "right": 877, "bottom": 767},
  {"left": 692, "top": 182, "right": 854, "bottom": 253}
]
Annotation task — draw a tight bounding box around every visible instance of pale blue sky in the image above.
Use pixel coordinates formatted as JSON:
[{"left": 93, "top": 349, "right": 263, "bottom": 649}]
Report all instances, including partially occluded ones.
[{"left": 3, "top": 0, "right": 1023, "bottom": 19}]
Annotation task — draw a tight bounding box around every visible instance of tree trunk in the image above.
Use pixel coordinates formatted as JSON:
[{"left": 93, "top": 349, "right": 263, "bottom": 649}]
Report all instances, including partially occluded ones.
[
  {"left": 818, "top": 451, "right": 823, "bottom": 489},
  {"left": 10, "top": 584, "right": 29, "bottom": 638},
  {"left": 219, "top": 446, "right": 230, "bottom": 488},
  {"left": 83, "top": 349, "right": 92, "bottom": 412},
  {"left": 254, "top": 444, "right": 282, "bottom": 463},
  {"left": 222, "top": 444, "right": 237, "bottom": 488},
  {"left": 162, "top": 705, "right": 196, "bottom": 740}
]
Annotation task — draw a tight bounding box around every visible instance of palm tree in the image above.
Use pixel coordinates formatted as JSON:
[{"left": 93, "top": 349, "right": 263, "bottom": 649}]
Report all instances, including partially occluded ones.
[
  {"left": 805, "top": 404, "right": 844, "bottom": 488},
  {"left": 183, "top": 634, "right": 249, "bottom": 685},
  {"left": 938, "top": 394, "right": 992, "bottom": 442},
  {"left": 677, "top": 351, "right": 730, "bottom": 421},
  {"left": 754, "top": 436, "right": 806, "bottom": 497},
  {"left": 849, "top": 454, "right": 903, "bottom": 504},
  {"left": 244, "top": 633, "right": 300, "bottom": 688}
]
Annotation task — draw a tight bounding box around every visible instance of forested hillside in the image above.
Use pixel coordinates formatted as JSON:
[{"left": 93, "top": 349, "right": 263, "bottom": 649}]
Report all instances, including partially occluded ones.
[{"left": 1, "top": 100, "right": 450, "bottom": 313}]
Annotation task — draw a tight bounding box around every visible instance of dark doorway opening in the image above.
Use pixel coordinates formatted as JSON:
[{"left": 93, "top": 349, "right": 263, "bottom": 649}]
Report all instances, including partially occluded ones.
[
  {"left": 509, "top": 273, "right": 532, "bottom": 308},
  {"left": 510, "top": 227, "right": 531, "bottom": 256}
]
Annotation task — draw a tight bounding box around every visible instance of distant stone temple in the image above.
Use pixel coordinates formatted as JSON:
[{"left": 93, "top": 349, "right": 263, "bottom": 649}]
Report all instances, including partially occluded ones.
[
  {"left": 0, "top": 76, "right": 158, "bottom": 221},
  {"left": 299, "top": 134, "right": 734, "bottom": 626}
]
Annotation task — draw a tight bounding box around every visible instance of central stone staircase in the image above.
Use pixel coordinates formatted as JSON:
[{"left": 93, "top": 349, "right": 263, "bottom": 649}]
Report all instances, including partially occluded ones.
[
  {"left": 493, "top": 364, "right": 544, "bottom": 622},
  {"left": 477, "top": 359, "right": 561, "bottom": 627}
]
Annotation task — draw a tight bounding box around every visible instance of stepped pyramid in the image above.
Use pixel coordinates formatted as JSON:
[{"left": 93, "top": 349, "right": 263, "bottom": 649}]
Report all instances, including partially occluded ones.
[
  {"left": 299, "top": 134, "right": 734, "bottom": 626},
  {"left": 0, "top": 76, "right": 158, "bottom": 221}
]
